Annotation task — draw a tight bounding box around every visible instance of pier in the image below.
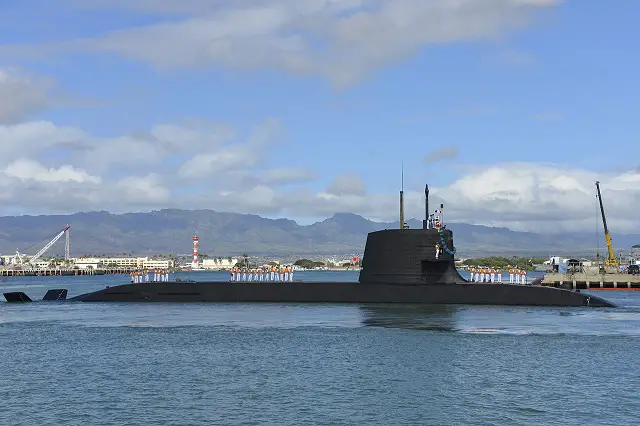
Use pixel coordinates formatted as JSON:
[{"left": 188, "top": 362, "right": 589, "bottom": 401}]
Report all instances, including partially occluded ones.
[
  {"left": 0, "top": 268, "right": 138, "bottom": 277},
  {"left": 541, "top": 273, "right": 640, "bottom": 290}
]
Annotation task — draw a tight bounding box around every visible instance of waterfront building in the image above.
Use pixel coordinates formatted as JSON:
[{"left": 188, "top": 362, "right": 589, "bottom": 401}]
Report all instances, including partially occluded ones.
[
  {"left": 201, "top": 258, "right": 238, "bottom": 270},
  {"left": 70, "top": 257, "right": 176, "bottom": 270}
]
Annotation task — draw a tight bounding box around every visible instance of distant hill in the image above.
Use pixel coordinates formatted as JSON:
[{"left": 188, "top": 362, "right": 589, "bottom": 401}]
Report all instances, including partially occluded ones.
[{"left": 0, "top": 209, "right": 638, "bottom": 258}]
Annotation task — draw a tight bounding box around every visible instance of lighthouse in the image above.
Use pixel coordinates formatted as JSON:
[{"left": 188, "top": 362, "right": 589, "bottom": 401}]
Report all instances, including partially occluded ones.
[{"left": 192, "top": 233, "right": 200, "bottom": 268}]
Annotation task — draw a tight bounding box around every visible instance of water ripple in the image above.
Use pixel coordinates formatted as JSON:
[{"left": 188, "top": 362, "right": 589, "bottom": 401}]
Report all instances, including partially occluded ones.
[{"left": 1, "top": 272, "right": 639, "bottom": 424}]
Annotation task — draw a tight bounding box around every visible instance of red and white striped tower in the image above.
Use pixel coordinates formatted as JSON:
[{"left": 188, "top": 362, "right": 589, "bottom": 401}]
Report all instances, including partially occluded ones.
[{"left": 192, "top": 233, "right": 200, "bottom": 267}]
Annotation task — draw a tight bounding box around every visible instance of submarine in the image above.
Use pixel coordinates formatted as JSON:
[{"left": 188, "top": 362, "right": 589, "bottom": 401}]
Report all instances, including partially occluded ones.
[{"left": 4, "top": 184, "right": 616, "bottom": 307}]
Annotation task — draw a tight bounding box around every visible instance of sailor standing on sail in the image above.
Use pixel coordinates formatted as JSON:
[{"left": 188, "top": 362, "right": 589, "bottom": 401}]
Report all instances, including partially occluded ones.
[
  {"left": 508, "top": 267, "right": 514, "bottom": 284},
  {"left": 521, "top": 268, "right": 527, "bottom": 285},
  {"left": 497, "top": 268, "right": 502, "bottom": 283},
  {"left": 490, "top": 268, "right": 495, "bottom": 283},
  {"left": 469, "top": 267, "right": 475, "bottom": 282},
  {"left": 284, "top": 267, "right": 289, "bottom": 282},
  {"left": 289, "top": 266, "right": 294, "bottom": 281}
]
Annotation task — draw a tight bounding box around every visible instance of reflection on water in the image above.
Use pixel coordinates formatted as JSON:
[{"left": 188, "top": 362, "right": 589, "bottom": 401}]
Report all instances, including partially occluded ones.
[
  {"left": 1, "top": 270, "right": 640, "bottom": 336},
  {"left": 3, "top": 271, "right": 640, "bottom": 426},
  {"left": 360, "top": 304, "right": 459, "bottom": 332}
]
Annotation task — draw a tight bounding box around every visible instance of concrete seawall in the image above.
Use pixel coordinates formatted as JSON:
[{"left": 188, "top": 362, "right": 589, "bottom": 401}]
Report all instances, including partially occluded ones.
[{"left": 542, "top": 273, "right": 640, "bottom": 290}]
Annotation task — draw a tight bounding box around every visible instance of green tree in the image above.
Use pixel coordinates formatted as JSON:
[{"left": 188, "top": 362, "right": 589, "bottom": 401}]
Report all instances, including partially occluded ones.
[
  {"left": 462, "top": 256, "right": 544, "bottom": 271},
  {"left": 294, "top": 259, "right": 325, "bottom": 269}
]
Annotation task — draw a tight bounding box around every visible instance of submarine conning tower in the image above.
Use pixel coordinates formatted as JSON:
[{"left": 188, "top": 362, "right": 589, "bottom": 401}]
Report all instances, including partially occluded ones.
[
  {"left": 358, "top": 228, "right": 456, "bottom": 284},
  {"left": 358, "top": 182, "right": 461, "bottom": 285}
]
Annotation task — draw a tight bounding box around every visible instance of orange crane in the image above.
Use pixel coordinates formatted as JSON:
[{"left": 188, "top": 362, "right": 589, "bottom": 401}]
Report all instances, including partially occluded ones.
[{"left": 595, "top": 181, "right": 618, "bottom": 267}]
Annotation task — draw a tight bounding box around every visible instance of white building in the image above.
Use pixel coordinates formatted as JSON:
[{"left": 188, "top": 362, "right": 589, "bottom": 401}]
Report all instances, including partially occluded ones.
[
  {"left": 201, "top": 257, "right": 238, "bottom": 270},
  {"left": 70, "top": 257, "right": 175, "bottom": 270},
  {"left": 1, "top": 254, "right": 175, "bottom": 270}
]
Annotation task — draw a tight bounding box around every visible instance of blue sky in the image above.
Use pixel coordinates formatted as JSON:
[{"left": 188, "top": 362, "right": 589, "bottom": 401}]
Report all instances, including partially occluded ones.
[{"left": 0, "top": 0, "right": 639, "bottom": 232}]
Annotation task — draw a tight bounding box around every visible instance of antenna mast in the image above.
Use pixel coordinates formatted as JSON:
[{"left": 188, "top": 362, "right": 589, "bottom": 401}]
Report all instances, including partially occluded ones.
[{"left": 399, "top": 162, "right": 405, "bottom": 230}]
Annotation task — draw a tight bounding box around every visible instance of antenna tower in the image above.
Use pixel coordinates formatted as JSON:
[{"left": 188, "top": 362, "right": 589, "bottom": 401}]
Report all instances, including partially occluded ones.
[{"left": 399, "top": 162, "right": 405, "bottom": 230}]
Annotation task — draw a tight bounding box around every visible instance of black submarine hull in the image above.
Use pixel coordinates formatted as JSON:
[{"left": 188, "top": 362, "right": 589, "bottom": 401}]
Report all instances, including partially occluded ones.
[
  {"left": 70, "top": 280, "right": 614, "bottom": 307},
  {"left": 67, "top": 229, "right": 615, "bottom": 307}
]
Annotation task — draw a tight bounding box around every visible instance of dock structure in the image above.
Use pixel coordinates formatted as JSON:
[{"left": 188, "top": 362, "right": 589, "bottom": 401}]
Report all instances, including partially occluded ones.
[
  {"left": 0, "top": 268, "right": 140, "bottom": 277},
  {"left": 541, "top": 273, "right": 640, "bottom": 290}
]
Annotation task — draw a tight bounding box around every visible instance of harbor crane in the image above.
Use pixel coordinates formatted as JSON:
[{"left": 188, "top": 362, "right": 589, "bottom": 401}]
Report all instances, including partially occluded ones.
[
  {"left": 595, "top": 181, "right": 618, "bottom": 267},
  {"left": 23, "top": 225, "right": 71, "bottom": 267}
]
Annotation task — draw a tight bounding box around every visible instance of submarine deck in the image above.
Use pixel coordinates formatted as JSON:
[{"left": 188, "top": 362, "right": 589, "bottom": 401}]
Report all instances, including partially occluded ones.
[{"left": 69, "top": 280, "right": 615, "bottom": 307}]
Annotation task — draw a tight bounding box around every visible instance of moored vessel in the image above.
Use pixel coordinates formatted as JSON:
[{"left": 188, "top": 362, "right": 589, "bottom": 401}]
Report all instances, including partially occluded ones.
[{"left": 5, "top": 183, "right": 616, "bottom": 307}]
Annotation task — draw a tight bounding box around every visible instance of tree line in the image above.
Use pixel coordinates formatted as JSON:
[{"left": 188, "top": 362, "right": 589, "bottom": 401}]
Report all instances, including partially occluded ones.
[{"left": 461, "top": 256, "right": 546, "bottom": 271}]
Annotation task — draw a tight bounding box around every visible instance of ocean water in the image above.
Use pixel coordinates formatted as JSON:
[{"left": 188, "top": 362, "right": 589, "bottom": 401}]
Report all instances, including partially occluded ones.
[{"left": 1, "top": 270, "right": 639, "bottom": 425}]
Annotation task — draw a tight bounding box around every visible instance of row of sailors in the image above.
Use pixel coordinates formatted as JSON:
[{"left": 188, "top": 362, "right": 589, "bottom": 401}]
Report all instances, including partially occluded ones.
[
  {"left": 230, "top": 266, "right": 294, "bottom": 282},
  {"left": 469, "top": 267, "right": 528, "bottom": 284},
  {"left": 130, "top": 270, "right": 170, "bottom": 283}
]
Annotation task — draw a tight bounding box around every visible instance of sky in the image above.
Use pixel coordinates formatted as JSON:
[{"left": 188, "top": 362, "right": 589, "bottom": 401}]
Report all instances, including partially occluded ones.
[{"left": 0, "top": 0, "right": 639, "bottom": 233}]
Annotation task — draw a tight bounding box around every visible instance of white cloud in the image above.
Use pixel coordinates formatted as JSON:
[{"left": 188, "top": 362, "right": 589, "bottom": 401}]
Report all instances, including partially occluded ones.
[
  {"left": 177, "top": 118, "right": 283, "bottom": 179},
  {"left": 4, "top": 159, "right": 101, "bottom": 184},
  {"left": 439, "top": 163, "right": 640, "bottom": 232},
  {"left": 5, "top": 0, "right": 561, "bottom": 87},
  {"left": 2, "top": 117, "right": 639, "bottom": 233},
  {"left": 113, "top": 173, "right": 172, "bottom": 205},
  {"left": 0, "top": 68, "right": 52, "bottom": 124},
  {"left": 262, "top": 168, "right": 316, "bottom": 185},
  {"left": 326, "top": 173, "right": 367, "bottom": 197}
]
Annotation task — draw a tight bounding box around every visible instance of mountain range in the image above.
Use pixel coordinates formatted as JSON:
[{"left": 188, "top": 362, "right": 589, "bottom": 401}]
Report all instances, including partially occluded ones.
[{"left": 0, "top": 209, "right": 638, "bottom": 259}]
